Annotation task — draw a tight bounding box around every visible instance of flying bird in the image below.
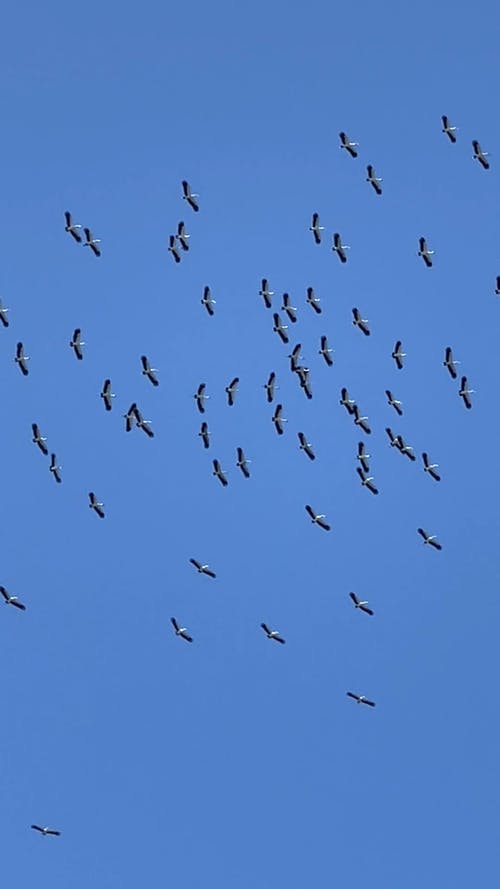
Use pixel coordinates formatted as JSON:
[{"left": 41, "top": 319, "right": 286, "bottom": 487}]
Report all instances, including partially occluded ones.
[
  {"left": 443, "top": 346, "right": 459, "bottom": 379},
  {"left": 418, "top": 237, "right": 434, "bottom": 267},
  {"left": 357, "top": 441, "right": 370, "bottom": 473},
  {"left": 385, "top": 389, "right": 403, "bottom": 416},
  {"left": 181, "top": 180, "right": 199, "bottom": 212},
  {"left": 201, "top": 285, "right": 216, "bottom": 316},
  {"left": 349, "top": 592, "right": 373, "bottom": 616},
  {"left": 353, "top": 405, "right": 371, "bottom": 435},
  {"left": 417, "top": 528, "right": 442, "bottom": 550},
  {"left": 305, "top": 504, "right": 331, "bottom": 531},
  {"left": 298, "top": 432, "right": 315, "bottom": 461},
  {"left": 15, "top": 342, "right": 29, "bottom": 376},
  {"left": 392, "top": 340, "right": 405, "bottom": 369},
  {"left": 83, "top": 227, "right": 101, "bottom": 257},
  {"left": 459, "top": 376, "right": 473, "bottom": 409},
  {"left": 49, "top": 453, "right": 62, "bottom": 484},
  {"left": 297, "top": 366, "right": 313, "bottom": 400},
  {"left": 171, "top": 616, "right": 193, "bottom": 642},
  {"left": 259, "top": 278, "right": 274, "bottom": 309},
  {"left": 141, "top": 355, "right": 159, "bottom": 387},
  {"left": 346, "top": 692, "right": 375, "bottom": 707},
  {"left": 100, "top": 379, "right": 115, "bottom": 411},
  {"left": 225, "top": 377, "right": 239, "bottom": 406},
  {"left": 133, "top": 405, "right": 154, "bottom": 437},
  {"left": 263, "top": 371, "right": 277, "bottom": 403},
  {"left": 64, "top": 210, "right": 82, "bottom": 242},
  {"left": 32, "top": 423, "right": 48, "bottom": 455},
  {"left": 1, "top": 586, "right": 26, "bottom": 610},
  {"left": 260, "top": 623, "right": 286, "bottom": 644},
  {"left": 441, "top": 115, "right": 457, "bottom": 143},
  {"left": 356, "top": 466, "right": 379, "bottom": 494},
  {"left": 422, "top": 452, "right": 441, "bottom": 481},
  {"left": 236, "top": 446, "right": 251, "bottom": 478},
  {"left": 168, "top": 234, "right": 181, "bottom": 263},
  {"left": 352, "top": 308, "right": 370, "bottom": 336},
  {"left": 332, "top": 232, "right": 349, "bottom": 263},
  {"left": 289, "top": 343, "right": 303, "bottom": 373},
  {"left": 319, "top": 335, "right": 333, "bottom": 366},
  {"left": 281, "top": 292, "right": 297, "bottom": 323},
  {"left": 89, "top": 492, "right": 105, "bottom": 518},
  {"left": 0, "top": 299, "right": 9, "bottom": 327},
  {"left": 339, "top": 131, "right": 358, "bottom": 157},
  {"left": 124, "top": 403, "right": 137, "bottom": 432},
  {"left": 176, "top": 221, "right": 190, "bottom": 251},
  {"left": 273, "top": 312, "right": 289, "bottom": 344},
  {"left": 272, "top": 403, "right": 287, "bottom": 435},
  {"left": 194, "top": 383, "right": 209, "bottom": 413},
  {"left": 189, "top": 558, "right": 216, "bottom": 578},
  {"left": 472, "top": 139, "right": 489, "bottom": 169},
  {"left": 385, "top": 427, "right": 401, "bottom": 449},
  {"left": 31, "top": 825, "right": 60, "bottom": 836},
  {"left": 396, "top": 435, "right": 416, "bottom": 461},
  {"left": 212, "top": 459, "right": 228, "bottom": 487},
  {"left": 309, "top": 212, "right": 324, "bottom": 244},
  {"left": 340, "top": 387, "right": 356, "bottom": 414},
  {"left": 198, "top": 421, "right": 210, "bottom": 449},
  {"left": 306, "top": 286, "right": 321, "bottom": 314},
  {"left": 366, "top": 164, "right": 382, "bottom": 194},
  {"left": 70, "top": 328, "right": 85, "bottom": 361}
]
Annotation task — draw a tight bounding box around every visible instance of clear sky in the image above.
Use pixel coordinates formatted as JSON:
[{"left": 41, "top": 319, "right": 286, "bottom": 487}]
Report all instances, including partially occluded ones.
[{"left": 2, "top": 1, "right": 499, "bottom": 886}]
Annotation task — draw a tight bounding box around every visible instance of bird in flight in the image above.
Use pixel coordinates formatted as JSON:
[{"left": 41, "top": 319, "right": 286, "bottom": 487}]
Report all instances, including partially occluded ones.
[
  {"left": 32, "top": 423, "right": 48, "bottom": 455},
  {"left": 189, "top": 558, "right": 216, "bottom": 579},
  {"left": 396, "top": 435, "right": 416, "bottom": 461},
  {"left": 319, "top": 335, "right": 333, "bottom": 366},
  {"left": 31, "top": 825, "right": 61, "bottom": 836},
  {"left": 49, "top": 453, "right": 62, "bottom": 484},
  {"left": 357, "top": 441, "right": 370, "bottom": 473},
  {"left": 352, "top": 308, "right": 370, "bottom": 336},
  {"left": 306, "top": 286, "right": 322, "bottom": 314},
  {"left": 353, "top": 405, "right": 371, "bottom": 435},
  {"left": 418, "top": 236, "right": 434, "bottom": 267},
  {"left": 298, "top": 432, "right": 315, "bottom": 461},
  {"left": 15, "top": 342, "right": 29, "bottom": 376},
  {"left": 272, "top": 404, "right": 287, "bottom": 436},
  {"left": 171, "top": 617, "right": 193, "bottom": 642},
  {"left": 309, "top": 212, "right": 324, "bottom": 244},
  {"left": 392, "top": 340, "right": 405, "bottom": 369},
  {"left": 236, "top": 447, "right": 251, "bottom": 478},
  {"left": 305, "top": 504, "right": 331, "bottom": 531},
  {"left": 441, "top": 115, "right": 457, "bottom": 143},
  {"left": 198, "top": 421, "right": 210, "bottom": 449},
  {"left": 356, "top": 467, "right": 379, "bottom": 494},
  {"left": 349, "top": 592, "right": 373, "bottom": 616},
  {"left": 339, "top": 131, "right": 358, "bottom": 157},
  {"left": 472, "top": 139, "right": 489, "bottom": 170},
  {"left": 225, "top": 377, "right": 239, "bottom": 406},
  {"left": 417, "top": 528, "right": 442, "bottom": 550},
  {"left": 141, "top": 355, "right": 159, "bottom": 387},
  {"left": 281, "top": 292, "right": 297, "bottom": 324},
  {"left": 182, "top": 179, "right": 199, "bottom": 212},
  {"left": 64, "top": 210, "right": 82, "bottom": 242},
  {"left": 346, "top": 692, "right": 376, "bottom": 707},
  {"left": 124, "top": 403, "right": 137, "bottom": 432},
  {"left": 340, "top": 387, "right": 356, "bottom": 415},
  {"left": 422, "top": 452, "right": 441, "bottom": 481},
  {"left": 385, "top": 389, "right": 403, "bottom": 416},
  {"left": 263, "top": 371, "right": 277, "bottom": 403},
  {"left": 443, "top": 346, "right": 459, "bottom": 379},
  {"left": 332, "top": 232, "right": 349, "bottom": 263},
  {"left": 176, "top": 221, "right": 190, "bottom": 251},
  {"left": 1, "top": 586, "right": 26, "bottom": 610},
  {"left": 89, "top": 492, "right": 105, "bottom": 518},
  {"left": 194, "top": 383, "right": 209, "bottom": 413},
  {"left": 83, "top": 227, "right": 101, "bottom": 257},
  {"left": 201, "top": 285, "right": 216, "bottom": 316},
  {"left": 168, "top": 234, "right": 181, "bottom": 263},
  {"left": 70, "top": 328, "right": 85, "bottom": 361},
  {"left": 273, "top": 312, "right": 289, "bottom": 343},
  {"left": 0, "top": 298, "right": 9, "bottom": 327},
  {"left": 260, "top": 623, "right": 286, "bottom": 644},
  {"left": 459, "top": 376, "right": 473, "bottom": 409},
  {"left": 366, "top": 164, "right": 382, "bottom": 194},
  {"left": 212, "top": 459, "right": 228, "bottom": 487},
  {"left": 100, "top": 379, "right": 115, "bottom": 412},
  {"left": 259, "top": 278, "right": 274, "bottom": 309},
  {"left": 133, "top": 405, "right": 154, "bottom": 438}
]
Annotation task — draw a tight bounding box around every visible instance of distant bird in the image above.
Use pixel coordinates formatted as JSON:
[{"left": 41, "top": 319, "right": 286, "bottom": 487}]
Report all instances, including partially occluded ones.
[
  {"left": 259, "top": 278, "right": 274, "bottom": 309},
  {"left": 418, "top": 237, "right": 434, "bottom": 267},
  {"left": 176, "top": 221, "right": 190, "bottom": 251},
  {"left": 133, "top": 405, "right": 154, "bottom": 437},
  {"left": 189, "top": 558, "right": 216, "bottom": 578},
  {"left": 349, "top": 592, "right": 373, "bottom": 616},
  {"left": 366, "top": 164, "right": 382, "bottom": 194},
  {"left": 417, "top": 528, "right": 442, "bottom": 550},
  {"left": 64, "top": 210, "right": 82, "bottom": 242},
  {"left": 212, "top": 459, "right": 228, "bottom": 487},
  {"left": 340, "top": 387, "right": 356, "bottom": 415},
  {"left": 357, "top": 441, "right": 370, "bottom": 473},
  {"left": 168, "top": 234, "right": 181, "bottom": 263},
  {"left": 422, "top": 452, "right": 441, "bottom": 481},
  {"left": 236, "top": 446, "right": 251, "bottom": 478},
  {"left": 272, "top": 403, "right": 287, "bottom": 435},
  {"left": 89, "top": 492, "right": 105, "bottom": 518},
  {"left": 70, "top": 328, "right": 85, "bottom": 361},
  {"left": 356, "top": 466, "right": 379, "bottom": 494},
  {"left": 83, "top": 227, "right": 101, "bottom": 257},
  {"left": 140, "top": 355, "right": 159, "bottom": 387},
  {"left": 194, "top": 383, "right": 209, "bottom": 413},
  {"left": 396, "top": 435, "right": 416, "bottom": 461},
  {"left": 332, "top": 232, "right": 349, "bottom": 263},
  {"left": 339, "top": 131, "right": 358, "bottom": 157},
  {"left": 32, "top": 423, "right": 48, "bottom": 455},
  {"left": 31, "top": 825, "right": 60, "bottom": 837},
  {"left": 264, "top": 371, "right": 277, "bottom": 403},
  {"left": 385, "top": 427, "right": 401, "bottom": 448},
  {"left": 352, "top": 307, "right": 370, "bottom": 336},
  {"left": 392, "top": 340, "right": 405, "bottom": 369},
  {"left": 385, "top": 389, "right": 403, "bottom": 416},
  {"left": 260, "top": 623, "right": 286, "bottom": 644},
  {"left": 0, "top": 299, "right": 9, "bottom": 327},
  {"left": 459, "top": 375, "right": 473, "bottom": 409},
  {"left": 298, "top": 431, "right": 315, "bottom": 461},
  {"left": 297, "top": 366, "right": 313, "bottom": 400},
  {"left": 319, "top": 335, "right": 333, "bottom": 366},
  {"left": 15, "top": 342, "right": 29, "bottom": 376},
  {"left": 201, "top": 285, "right": 216, "bottom": 316},
  {"left": 309, "top": 212, "right": 324, "bottom": 244},
  {"left": 281, "top": 292, "right": 297, "bottom": 323},
  {"left": 100, "top": 379, "right": 115, "bottom": 412},
  {"left": 49, "top": 453, "right": 62, "bottom": 484},
  {"left": 124, "top": 403, "right": 137, "bottom": 432},
  {"left": 1, "top": 586, "right": 26, "bottom": 611},
  {"left": 225, "top": 377, "right": 239, "bottom": 406},
  {"left": 353, "top": 405, "right": 371, "bottom": 435},
  {"left": 472, "top": 139, "right": 489, "bottom": 169},
  {"left": 305, "top": 504, "right": 331, "bottom": 531},
  {"left": 171, "top": 616, "right": 193, "bottom": 642},
  {"left": 306, "top": 286, "right": 321, "bottom": 314},
  {"left": 441, "top": 115, "right": 457, "bottom": 143},
  {"left": 198, "top": 421, "right": 210, "bottom": 449},
  {"left": 346, "top": 692, "right": 375, "bottom": 707},
  {"left": 443, "top": 346, "right": 459, "bottom": 379},
  {"left": 496, "top": 276, "right": 500, "bottom": 296},
  {"left": 289, "top": 343, "right": 303, "bottom": 373},
  {"left": 273, "top": 312, "right": 289, "bottom": 344},
  {"left": 182, "top": 180, "right": 199, "bottom": 212}
]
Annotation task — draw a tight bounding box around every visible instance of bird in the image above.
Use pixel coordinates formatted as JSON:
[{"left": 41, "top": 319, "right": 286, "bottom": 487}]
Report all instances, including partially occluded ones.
[
  {"left": 124, "top": 403, "right": 137, "bottom": 432},
  {"left": 339, "top": 131, "right": 358, "bottom": 157},
  {"left": 357, "top": 441, "right": 370, "bottom": 473},
  {"left": 49, "top": 453, "right": 62, "bottom": 484},
  {"left": 385, "top": 427, "right": 401, "bottom": 449},
  {"left": 141, "top": 355, "right": 159, "bottom": 387},
  {"left": 353, "top": 405, "right": 371, "bottom": 434},
  {"left": 366, "top": 164, "right": 382, "bottom": 194},
  {"left": 289, "top": 343, "right": 303, "bottom": 373},
  {"left": 332, "top": 232, "right": 349, "bottom": 263},
  {"left": 194, "top": 383, "right": 209, "bottom": 413},
  {"left": 176, "top": 221, "right": 190, "bottom": 251},
  {"left": 263, "top": 371, "right": 277, "bottom": 403},
  {"left": 64, "top": 210, "right": 82, "bottom": 242},
  {"left": 133, "top": 405, "right": 154, "bottom": 437},
  {"left": 418, "top": 236, "right": 434, "bottom": 267},
  {"left": 201, "top": 285, "right": 216, "bottom": 316},
  {"left": 298, "top": 431, "right": 315, "bottom": 460},
  {"left": 212, "top": 459, "right": 228, "bottom": 487},
  {"left": 319, "top": 335, "right": 333, "bottom": 366},
  {"left": 306, "top": 286, "right": 321, "bottom": 314},
  {"left": 396, "top": 435, "right": 416, "bottom": 461},
  {"left": 392, "top": 340, "right": 405, "bottom": 369},
  {"left": 340, "top": 387, "right": 356, "bottom": 415},
  {"left": 346, "top": 692, "right": 375, "bottom": 707},
  {"left": 296, "top": 366, "right": 313, "bottom": 400},
  {"left": 0, "top": 298, "right": 9, "bottom": 327},
  {"left": 89, "top": 492, "right": 105, "bottom": 518},
  {"left": 32, "top": 423, "right": 48, "bottom": 455},
  {"left": 259, "top": 278, "right": 274, "bottom": 309},
  {"left": 305, "top": 504, "right": 331, "bottom": 531},
  {"left": 260, "top": 623, "right": 286, "bottom": 644},
  {"left": 349, "top": 592, "right": 373, "bottom": 616},
  {"left": 422, "top": 452, "right": 441, "bottom": 481},
  {"left": 459, "top": 376, "right": 474, "bottom": 409},
  {"left": 472, "top": 139, "right": 489, "bottom": 169},
  {"left": 281, "top": 292, "right": 297, "bottom": 323},
  {"left": 309, "top": 212, "right": 324, "bottom": 244},
  {"left": 198, "top": 421, "right": 210, "bottom": 449},
  {"left": 272, "top": 404, "right": 287, "bottom": 435},
  {"left": 181, "top": 180, "right": 199, "bottom": 211},
  {"left": 100, "top": 379, "right": 115, "bottom": 412},
  {"left": 385, "top": 389, "right": 403, "bottom": 416},
  {"left": 31, "top": 825, "right": 60, "bottom": 836},
  {"left": 83, "top": 227, "right": 101, "bottom": 257},
  {"left": 236, "top": 447, "right": 251, "bottom": 478},
  {"left": 441, "top": 115, "right": 457, "bottom": 143},
  {"left": 225, "top": 377, "right": 239, "bottom": 406},
  {"left": 356, "top": 467, "right": 379, "bottom": 494},
  {"left": 495, "top": 277, "right": 500, "bottom": 296},
  {"left": 171, "top": 616, "right": 193, "bottom": 642},
  {"left": 168, "top": 234, "right": 181, "bottom": 263},
  {"left": 70, "top": 328, "right": 85, "bottom": 361},
  {"left": 1, "top": 586, "right": 26, "bottom": 610},
  {"left": 443, "top": 346, "right": 459, "bottom": 380},
  {"left": 15, "top": 342, "right": 29, "bottom": 376},
  {"left": 417, "top": 528, "right": 442, "bottom": 550},
  {"left": 352, "top": 307, "right": 370, "bottom": 336},
  {"left": 273, "top": 312, "right": 289, "bottom": 344},
  {"left": 189, "top": 558, "right": 216, "bottom": 578}
]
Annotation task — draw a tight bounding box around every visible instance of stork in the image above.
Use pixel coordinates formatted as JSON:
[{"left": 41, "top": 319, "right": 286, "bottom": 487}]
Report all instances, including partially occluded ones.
[
  {"left": 194, "top": 383, "right": 209, "bottom": 413},
  {"left": 346, "top": 692, "right": 375, "bottom": 707},
  {"left": 349, "top": 592, "right": 373, "bottom": 616},
  {"left": 236, "top": 446, "right": 251, "bottom": 478},
  {"left": 198, "top": 421, "right": 210, "bottom": 449},
  {"left": 340, "top": 387, "right": 356, "bottom": 415},
  {"left": 441, "top": 115, "right": 457, "bottom": 143},
  {"left": 201, "top": 285, "right": 216, "bottom": 316},
  {"left": 366, "top": 164, "right": 382, "bottom": 194},
  {"left": 418, "top": 237, "right": 434, "bottom": 267},
  {"left": 89, "top": 492, "right": 105, "bottom": 518},
  {"left": 64, "top": 210, "right": 82, "bottom": 242},
  {"left": 356, "top": 466, "right": 379, "bottom": 494},
  {"left": 272, "top": 403, "right": 287, "bottom": 435},
  {"left": 15, "top": 342, "right": 29, "bottom": 376},
  {"left": 225, "top": 377, "right": 239, "bottom": 406},
  {"left": 168, "top": 234, "right": 181, "bottom": 263},
  {"left": 189, "top": 558, "right": 216, "bottom": 578},
  {"left": 1, "top": 586, "right": 26, "bottom": 611},
  {"left": 339, "top": 131, "right": 358, "bottom": 157},
  {"left": 100, "top": 379, "right": 115, "bottom": 411},
  {"left": 353, "top": 405, "right": 371, "bottom": 435},
  {"left": 297, "top": 431, "right": 315, "bottom": 461},
  {"left": 260, "top": 623, "right": 286, "bottom": 644},
  {"left": 332, "top": 232, "right": 349, "bottom": 263},
  {"left": 305, "top": 504, "right": 331, "bottom": 531},
  {"left": 309, "top": 212, "right": 324, "bottom": 244},
  {"left": 273, "top": 312, "right": 289, "bottom": 344},
  {"left": 212, "top": 459, "right": 228, "bottom": 486},
  {"left": 259, "top": 278, "right": 274, "bottom": 309},
  {"left": 417, "top": 528, "right": 442, "bottom": 550},
  {"left": 133, "top": 405, "right": 155, "bottom": 438},
  {"left": 171, "top": 616, "right": 193, "bottom": 642},
  {"left": 396, "top": 435, "right": 416, "bottom": 461},
  {"left": 70, "top": 328, "right": 85, "bottom": 361},
  {"left": 141, "top": 355, "right": 159, "bottom": 387},
  {"left": 392, "top": 340, "right": 405, "bottom": 369},
  {"left": 306, "top": 286, "right": 322, "bottom": 314},
  {"left": 352, "top": 307, "right": 370, "bottom": 336},
  {"left": 472, "top": 139, "right": 489, "bottom": 169},
  {"left": 263, "top": 371, "right": 277, "bottom": 403},
  {"left": 385, "top": 427, "right": 401, "bottom": 449},
  {"left": 0, "top": 299, "right": 9, "bottom": 327},
  {"left": 422, "top": 452, "right": 441, "bottom": 481},
  {"left": 181, "top": 180, "right": 199, "bottom": 211},
  {"left": 49, "top": 453, "right": 62, "bottom": 484},
  {"left": 357, "top": 441, "right": 370, "bottom": 473},
  {"left": 459, "top": 376, "right": 474, "bottom": 409},
  {"left": 289, "top": 343, "right": 302, "bottom": 373},
  {"left": 31, "top": 825, "right": 60, "bottom": 836},
  {"left": 443, "top": 346, "right": 459, "bottom": 379},
  {"left": 319, "top": 335, "right": 333, "bottom": 366},
  {"left": 281, "top": 292, "right": 297, "bottom": 323},
  {"left": 385, "top": 389, "right": 403, "bottom": 416},
  {"left": 32, "top": 423, "right": 48, "bottom": 455},
  {"left": 176, "top": 221, "right": 190, "bottom": 251},
  {"left": 296, "top": 366, "right": 313, "bottom": 400},
  {"left": 83, "top": 227, "right": 101, "bottom": 257},
  {"left": 124, "top": 403, "right": 137, "bottom": 432}
]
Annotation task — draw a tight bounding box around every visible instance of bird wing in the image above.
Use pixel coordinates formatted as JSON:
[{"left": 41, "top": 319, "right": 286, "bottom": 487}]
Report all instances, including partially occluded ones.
[
  {"left": 360, "top": 604, "right": 374, "bottom": 616},
  {"left": 349, "top": 592, "right": 359, "bottom": 605},
  {"left": 417, "top": 528, "right": 428, "bottom": 541},
  {"left": 0, "top": 586, "right": 9, "bottom": 602},
  {"left": 305, "top": 504, "right": 315, "bottom": 520},
  {"left": 356, "top": 467, "right": 366, "bottom": 483},
  {"left": 171, "top": 617, "right": 180, "bottom": 632},
  {"left": 346, "top": 692, "right": 359, "bottom": 701},
  {"left": 190, "top": 558, "right": 202, "bottom": 570},
  {"left": 317, "top": 518, "right": 330, "bottom": 531}
]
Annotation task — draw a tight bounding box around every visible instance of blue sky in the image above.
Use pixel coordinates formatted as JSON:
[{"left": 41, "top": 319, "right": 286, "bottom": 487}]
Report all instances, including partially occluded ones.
[{"left": 2, "top": 1, "right": 499, "bottom": 885}]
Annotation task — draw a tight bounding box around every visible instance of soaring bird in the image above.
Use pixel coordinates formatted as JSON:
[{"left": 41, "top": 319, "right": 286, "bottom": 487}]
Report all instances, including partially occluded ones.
[
  {"left": 418, "top": 237, "right": 434, "bottom": 267},
  {"left": 236, "top": 447, "right": 251, "bottom": 478},
  {"left": 168, "top": 234, "right": 181, "bottom": 263},
  {"left": 64, "top": 210, "right": 82, "bottom": 242},
  {"left": 133, "top": 405, "right": 154, "bottom": 438},
  {"left": 273, "top": 312, "right": 289, "bottom": 344},
  {"left": 0, "top": 299, "right": 9, "bottom": 327},
  {"left": 422, "top": 452, "right": 441, "bottom": 481},
  {"left": 319, "top": 335, "right": 333, "bottom": 366},
  {"left": 272, "top": 403, "right": 287, "bottom": 435},
  {"left": 198, "top": 421, "right": 210, "bottom": 449},
  {"left": 385, "top": 389, "right": 403, "bottom": 416},
  {"left": 100, "top": 379, "right": 115, "bottom": 411},
  {"left": 332, "top": 232, "right": 349, "bottom": 263},
  {"left": 385, "top": 427, "right": 401, "bottom": 449},
  {"left": 260, "top": 623, "right": 286, "bottom": 644},
  {"left": 212, "top": 459, "right": 228, "bottom": 487},
  {"left": 70, "top": 328, "right": 85, "bottom": 361},
  {"left": 124, "top": 403, "right": 137, "bottom": 432},
  {"left": 340, "top": 387, "right": 356, "bottom": 414},
  {"left": 356, "top": 467, "right": 379, "bottom": 494},
  {"left": 349, "top": 592, "right": 373, "bottom": 616},
  {"left": 225, "top": 377, "right": 239, "bottom": 406},
  {"left": 1, "top": 586, "right": 26, "bottom": 610},
  {"left": 459, "top": 376, "right": 473, "bottom": 409},
  {"left": 281, "top": 292, "right": 297, "bottom": 323},
  {"left": 49, "top": 453, "right": 62, "bottom": 484},
  {"left": 201, "top": 285, "right": 216, "bottom": 316},
  {"left": 396, "top": 436, "right": 415, "bottom": 461},
  {"left": 31, "top": 825, "right": 60, "bottom": 836},
  {"left": 309, "top": 212, "right": 324, "bottom": 244},
  {"left": 141, "top": 355, "right": 159, "bottom": 387},
  {"left": 264, "top": 371, "right": 277, "bottom": 403},
  {"left": 83, "top": 227, "right": 101, "bottom": 257},
  {"left": 259, "top": 278, "right": 274, "bottom": 309},
  {"left": 171, "top": 616, "right": 193, "bottom": 642},
  {"left": 346, "top": 692, "right": 375, "bottom": 707},
  {"left": 352, "top": 307, "right": 370, "bottom": 336},
  {"left": 189, "top": 558, "right": 216, "bottom": 579},
  {"left": 182, "top": 180, "right": 199, "bottom": 212},
  {"left": 472, "top": 139, "right": 489, "bottom": 169},
  {"left": 289, "top": 343, "right": 303, "bottom": 373},
  {"left": 297, "top": 366, "right": 313, "bottom": 400},
  {"left": 417, "top": 528, "right": 442, "bottom": 550},
  {"left": 357, "top": 441, "right": 370, "bottom": 473},
  {"left": 339, "top": 131, "right": 358, "bottom": 157},
  {"left": 443, "top": 346, "right": 459, "bottom": 379},
  {"left": 298, "top": 431, "right": 315, "bottom": 461},
  {"left": 353, "top": 405, "right": 371, "bottom": 435},
  {"left": 176, "top": 221, "right": 190, "bottom": 251},
  {"left": 32, "top": 423, "right": 48, "bottom": 455},
  {"left": 441, "top": 115, "right": 457, "bottom": 143},
  {"left": 194, "top": 383, "right": 209, "bottom": 413},
  {"left": 306, "top": 286, "right": 321, "bottom": 314},
  {"left": 392, "top": 340, "right": 405, "bottom": 369},
  {"left": 305, "top": 504, "right": 331, "bottom": 531},
  {"left": 15, "top": 342, "right": 29, "bottom": 376},
  {"left": 366, "top": 164, "right": 382, "bottom": 194},
  {"left": 89, "top": 492, "right": 105, "bottom": 518}
]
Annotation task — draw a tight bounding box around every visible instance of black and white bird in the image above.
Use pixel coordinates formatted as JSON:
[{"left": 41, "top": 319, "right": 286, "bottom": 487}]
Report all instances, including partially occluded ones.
[
  {"left": 385, "top": 427, "right": 401, "bottom": 449},
  {"left": 100, "top": 379, "right": 115, "bottom": 411},
  {"left": 273, "top": 312, "right": 289, "bottom": 344},
  {"left": 15, "top": 342, "right": 29, "bottom": 376},
  {"left": 306, "top": 286, "right": 321, "bottom": 314},
  {"left": 272, "top": 403, "right": 287, "bottom": 435},
  {"left": 225, "top": 377, "right": 239, "bottom": 406},
  {"left": 182, "top": 180, "right": 199, "bottom": 211},
  {"left": 198, "top": 421, "right": 210, "bottom": 449},
  {"left": 176, "top": 221, "right": 190, "bottom": 251},
  {"left": 259, "top": 279, "right": 274, "bottom": 309},
  {"left": 417, "top": 528, "right": 442, "bottom": 550},
  {"left": 64, "top": 210, "right": 82, "bottom": 242},
  {"left": 171, "top": 616, "right": 193, "bottom": 642},
  {"left": 357, "top": 441, "right": 370, "bottom": 473},
  {"left": 89, "top": 492, "right": 105, "bottom": 518},
  {"left": 349, "top": 592, "right": 373, "bottom": 616},
  {"left": 385, "top": 389, "right": 403, "bottom": 416},
  {"left": 309, "top": 212, "right": 324, "bottom": 244},
  {"left": 319, "top": 335, "right": 333, "bottom": 366},
  {"left": 201, "top": 285, "right": 216, "bottom": 316},
  {"left": 49, "top": 453, "right": 62, "bottom": 484},
  {"left": 332, "top": 232, "right": 349, "bottom": 263},
  {"left": 366, "top": 164, "right": 382, "bottom": 194},
  {"left": 356, "top": 467, "right": 379, "bottom": 494},
  {"left": 422, "top": 452, "right": 441, "bottom": 481},
  {"left": 1, "top": 586, "right": 26, "bottom": 611},
  {"left": 418, "top": 237, "right": 434, "bottom": 267},
  {"left": 236, "top": 447, "right": 251, "bottom": 478},
  {"left": 392, "top": 340, "right": 405, "bottom": 369},
  {"left": 296, "top": 366, "right": 313, "bottom": 400},
  {"left": 339, "top": 131, "right": 358, "bottom": 157},
  {"left": 289, "top": 343, "right": 303, "bottom": 373},
  {"left": 212, "top": 459, "right": 228, "bottom": 487},
  {"left": 346, "top": 692, "right": 375, "bottom": 707},
  {"left": 70, "top": 328, "right": 85, "bottom": 360},
  {"left": 141, "top": 355, "right": 159, "bottom": 387},
  {"left": 260, "top": 623, "right": 286, "bottom": 644},
  {"left": 305, "top": 504, "right": 331, "bottom": 531},
  {"left": 443, "top": 346, "right": 459, "bottom": 379},
  {"left": 441, "top": 115, "right": 457, "bottom": 143},
  {"left": 459, "top": 376, "right": 473, "bottom": 409},
  {"left": 396, "top": 435, "right": 416, "bottom": 461},
  {"left": 340, "top": 387, "right": 356, "bottom": 415},
  {"left": 31, "top": 825, "right": 60, "bottom": 836},
  {"left": 83, "top": 227, "right": 101, "bottom": 257},
  {"left": 194, "top": 383, "right": 209, "bottom": 413},
  {"left": 264, "top": 371, "right": 277, "bottom": 403},
  {"left": 0, "top": 299, "right": 9, "bottom": 327},
  {"left": 189, "top": 558, "right": 216, "bottom": 579},
  {"left": 168, "top": 234, "right": 181, "bottom": 263},
  {"left": 472, "top": 139, "right": 489, "bottom": 169},
  {"left": 124, "top": 403, "right": 137, "bottom": 432},
  {"left": 32, "top": 423, "right": 48, "bottom": 455},
  {"left": 353, "top": 405, "right": 371, "bottom": 435},
  {"left": 352, "top": 307, "right": 370, "bottom": 336},
  {"left": 298, "top": 432, "right": 315, "bottom": 461},
  {"left": 281, "top": 293, "right": 297, "bottom": 323},
  {"left": 133, "top": 405, "right": 154, "bottom": 437}
]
